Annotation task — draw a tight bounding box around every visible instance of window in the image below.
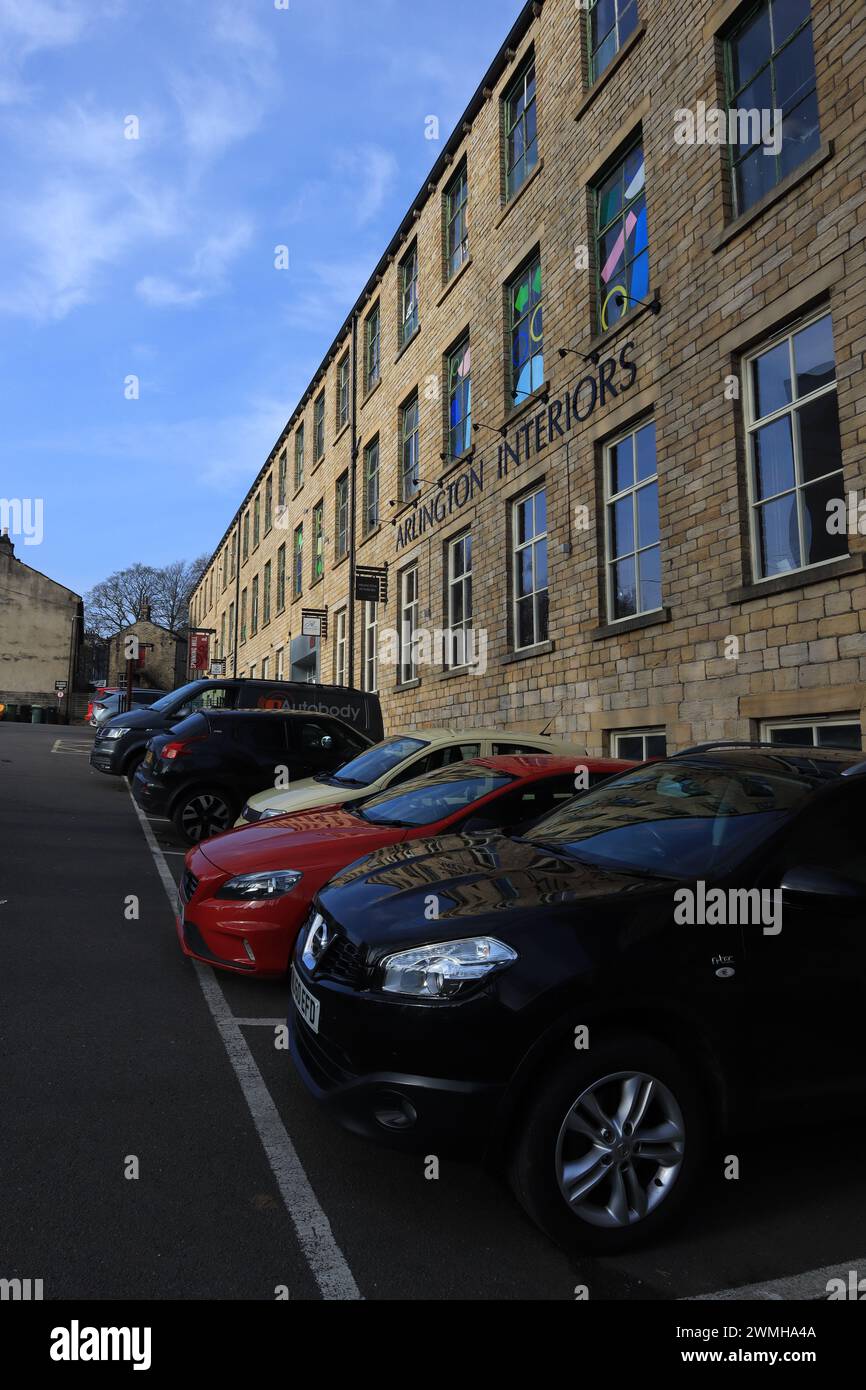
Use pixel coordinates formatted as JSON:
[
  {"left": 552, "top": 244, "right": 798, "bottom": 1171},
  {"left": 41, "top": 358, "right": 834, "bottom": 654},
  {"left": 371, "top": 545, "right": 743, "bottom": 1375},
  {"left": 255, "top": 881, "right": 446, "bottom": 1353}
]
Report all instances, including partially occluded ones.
[
  {"left": 337, "top": 352, "right": 350, "bottom": 431},
  {"left": 445, "top": 164, "right": 469, "bottom": 278},
  {"left": 363, "top": 437, "right": 380, "bottom": 534},
  {"left": 222, "top": 546, "right": 228, "bottom": 591},
  {"left": 446, "top": 531, "right": 473, "bottom": 669},
  {"left": 399, "top": 244, "right": 419, "bottom": 348},
  {"left": 335, "top": 608, "right": 348, "bottom": 686},
  {"left": 261, "top": 657, "right": 269, "bottom": 680},
  {"left": 725, "top": 0, "right": 819, "bottom": 217},
  {"left": 363, "top": 602, "right": 378, "bottom": 693},
  {"left": 264, "top": 475, "right": 273, "bottom": 535},
  {"left": 588, "top": 0, "right": 639, "bottom": 82},
  {"left": 594, "top": 141, "right": 648, "bottom": 332},
  {"left": 295, "top": 424, "right": 305, "bottom": 491},
  {"left": 745, "top": 312, "right": 844, "bottom": 581},
  {"left": 512, "top": 487, "right": 548, "bottom": 650},
  {"left": 228, "top": 602, "right": 235, "bottom": 653},
  {"left": 278, "top": 450, "right": 287, "bottom": 509},
  {"left": 401, "top": 394, "right": 420, "bottom": 502},
  {"left": 447, "top": 337, "right": 472, "bottom": 460},
  {"left": 399, "top": 565, "right": 419, "bottom": 685},
  {"left": 240, "top": 589, "right": 248, "bottom": 644},
  {"left": 263, "top": 560, "right": 272, "bottom": 626},
  {"left": 314, "top": 392, "right": 325, "bottom": 461},
  {"left": 219, "top": 611, "right": 226, "bottom": 658},
  {"left": 509, "top": 255, "right": 544, "bottom": 406},
  {"left": 365, "top": 303, "right": 381, "bottom": 393},
  {"left": 242, "top": 512, "right": 250, "bottom": 562},
  {"left": 605, "top": 419, "right": 661, "bottom": 621},
  {"left": 275, "top": 648, "right": 284, "bottom": 681},
  {"left": 251, "top": 574, "right": 259, "bottom": 636},
  {"left": 612, "top": 728, "right": 667, "bottom": 760},
  {"left": 335, "top": 472, "right": 349, "bottom": 560},
  {"left": 761, "top": 717, "right": 862, "bottom": 750},
  {"left": 312, "top": 500, "right": 324, "bottom": 583},
  {"left": 230, "top": 532, "right": 237, "bottom": 578},
  {"left": 253, "top": 495, "right": 261, "bottom": 549},
  {"left": 276, "top": 543, "right": 286, "bottom": 612},
  {"left": 504, "top": 56, "right": 538, "bottom": 199},
  {"left": 293, "top": 525, "right": 303, "bottom": 598}
]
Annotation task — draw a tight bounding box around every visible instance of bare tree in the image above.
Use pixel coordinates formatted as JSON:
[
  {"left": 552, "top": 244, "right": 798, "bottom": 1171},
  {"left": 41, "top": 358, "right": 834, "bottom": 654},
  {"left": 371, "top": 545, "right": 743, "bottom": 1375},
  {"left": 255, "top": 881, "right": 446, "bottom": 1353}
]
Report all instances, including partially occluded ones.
[
  {"left": 85, "top": 556, "right": 210, "bottom": 638},
  {"left": 84, "top": 564, "right": 159, "bottom": 637}
]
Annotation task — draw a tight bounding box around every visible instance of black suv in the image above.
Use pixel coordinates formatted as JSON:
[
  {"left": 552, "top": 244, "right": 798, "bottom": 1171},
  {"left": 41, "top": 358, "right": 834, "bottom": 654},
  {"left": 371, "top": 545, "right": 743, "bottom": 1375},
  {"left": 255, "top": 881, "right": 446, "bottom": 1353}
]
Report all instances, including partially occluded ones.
[
  {"left": 132, "top": 709, "right": 371, "bottom": 843},
  {"left": 90, "top": 677, "right": 383, "bottom": 778},
  {"left": 288, "top": 744, "right": 866, "bottom": 1254}
]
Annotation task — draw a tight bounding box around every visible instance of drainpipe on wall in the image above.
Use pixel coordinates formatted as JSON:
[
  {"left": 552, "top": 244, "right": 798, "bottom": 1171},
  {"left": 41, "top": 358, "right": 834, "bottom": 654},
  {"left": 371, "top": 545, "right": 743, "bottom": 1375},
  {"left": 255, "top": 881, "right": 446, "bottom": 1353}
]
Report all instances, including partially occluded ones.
[{"left": 348, "top": 309, "right": 359, "bottom": 688}]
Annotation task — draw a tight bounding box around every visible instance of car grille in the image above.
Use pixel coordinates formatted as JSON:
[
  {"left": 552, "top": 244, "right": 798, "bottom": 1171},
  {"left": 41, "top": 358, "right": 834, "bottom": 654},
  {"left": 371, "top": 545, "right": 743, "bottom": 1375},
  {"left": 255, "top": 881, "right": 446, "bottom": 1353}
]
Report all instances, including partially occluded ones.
[
  {"left": 180, "top": 869, "right": 199, "bottom": 904},
  {"left": 318, "top": 933, "right": 366, "bottom": 988}
]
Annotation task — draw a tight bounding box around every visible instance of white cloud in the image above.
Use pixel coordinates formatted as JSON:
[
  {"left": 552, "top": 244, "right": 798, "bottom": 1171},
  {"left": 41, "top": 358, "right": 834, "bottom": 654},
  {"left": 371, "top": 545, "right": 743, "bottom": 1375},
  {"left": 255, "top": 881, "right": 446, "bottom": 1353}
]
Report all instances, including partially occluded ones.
[
  {"left": 0, "top": 0, "right": 123, "bottom": 106},
  {"left": 135, "top": 219, "right": 253, "bottom": 310},
  {"left": 334, "top": 144, "right": 399, "bottom": 226},
  {"left": 0, "top": 177, "right": 179, "bottom": 319}
]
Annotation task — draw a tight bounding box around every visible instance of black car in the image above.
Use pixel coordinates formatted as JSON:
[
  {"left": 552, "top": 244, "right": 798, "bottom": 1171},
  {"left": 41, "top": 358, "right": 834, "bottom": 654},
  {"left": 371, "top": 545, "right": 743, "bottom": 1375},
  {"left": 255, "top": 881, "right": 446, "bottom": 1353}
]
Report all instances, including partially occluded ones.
[
  {"left": 90, "top": 677, "right": 383, "bottom": 778},
  {"left": 132, "top": 708, "right": 371, "bottom": 843},
  {"left": 288, "top": 743, "right": 866, "bottom": 1254}
]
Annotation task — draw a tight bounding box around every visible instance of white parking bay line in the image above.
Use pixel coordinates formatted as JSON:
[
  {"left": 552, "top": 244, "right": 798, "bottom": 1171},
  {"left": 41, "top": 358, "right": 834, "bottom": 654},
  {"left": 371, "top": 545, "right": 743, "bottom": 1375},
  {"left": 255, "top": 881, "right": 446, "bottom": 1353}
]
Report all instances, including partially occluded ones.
[
  {"left": 127, "top": 789, "right": 362, "bottom": 1302},
  {"left": 684, "top": 1257, "right": 866, "bottom": 1300}
]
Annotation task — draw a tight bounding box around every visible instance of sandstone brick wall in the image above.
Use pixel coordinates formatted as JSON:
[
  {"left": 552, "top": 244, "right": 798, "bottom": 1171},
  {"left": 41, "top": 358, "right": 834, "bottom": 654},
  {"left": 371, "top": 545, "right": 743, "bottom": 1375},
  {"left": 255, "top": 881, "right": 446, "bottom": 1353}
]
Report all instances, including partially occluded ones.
[{"left": 189, "top": 0, "right": 866, "bottom": 753}]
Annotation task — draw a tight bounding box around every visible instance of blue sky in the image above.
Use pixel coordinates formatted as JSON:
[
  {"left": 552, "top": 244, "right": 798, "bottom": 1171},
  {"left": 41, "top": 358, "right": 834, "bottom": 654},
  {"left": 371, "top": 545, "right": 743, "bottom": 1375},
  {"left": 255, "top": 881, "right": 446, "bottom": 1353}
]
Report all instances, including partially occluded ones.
[{"left": 0, "top": 0, "right": 526, "bottom": 599}]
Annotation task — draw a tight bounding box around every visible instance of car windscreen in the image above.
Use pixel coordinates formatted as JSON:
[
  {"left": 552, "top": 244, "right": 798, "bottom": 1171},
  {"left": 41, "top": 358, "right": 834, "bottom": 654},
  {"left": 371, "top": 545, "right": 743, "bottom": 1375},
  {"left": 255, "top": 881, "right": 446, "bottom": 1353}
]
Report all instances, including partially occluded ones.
[
  {"left": 522, "top": 761, "right": 814, "bottom": 878},
  {"left": 327, "top": 735, "right": 428, "bottom": 787},
  {"left": 354, "top": 769, "right": 512, "bottom": 827},
  {"left": 150, "top": 681, "right": 206, "bottom": 713}
]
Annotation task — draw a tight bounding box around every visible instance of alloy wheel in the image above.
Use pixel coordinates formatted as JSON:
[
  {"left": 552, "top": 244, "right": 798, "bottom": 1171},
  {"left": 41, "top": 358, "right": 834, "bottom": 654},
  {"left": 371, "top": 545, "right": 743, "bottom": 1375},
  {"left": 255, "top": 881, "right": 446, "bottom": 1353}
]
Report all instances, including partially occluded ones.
[
  {"left": 181, "top": 794, "right": 232, "bottom": 842},
  {"left": 555, "top": 1070, "right": 685, "bottom": 1228}
]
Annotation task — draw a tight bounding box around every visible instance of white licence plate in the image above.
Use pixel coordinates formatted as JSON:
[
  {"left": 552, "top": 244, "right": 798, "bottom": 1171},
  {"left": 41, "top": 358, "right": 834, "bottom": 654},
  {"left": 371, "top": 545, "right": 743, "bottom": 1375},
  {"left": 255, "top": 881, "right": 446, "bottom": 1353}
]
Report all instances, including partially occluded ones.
[{"left": 291, "top": 967, "right": 320, "bottom": 1035}]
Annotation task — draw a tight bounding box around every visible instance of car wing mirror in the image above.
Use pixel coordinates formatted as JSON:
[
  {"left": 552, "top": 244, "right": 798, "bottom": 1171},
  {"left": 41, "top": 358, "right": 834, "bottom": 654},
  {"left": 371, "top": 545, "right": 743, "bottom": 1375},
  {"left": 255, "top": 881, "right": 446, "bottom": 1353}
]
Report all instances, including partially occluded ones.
[{"left": 780, "top": 865, "right": 866, "bottom": 909}]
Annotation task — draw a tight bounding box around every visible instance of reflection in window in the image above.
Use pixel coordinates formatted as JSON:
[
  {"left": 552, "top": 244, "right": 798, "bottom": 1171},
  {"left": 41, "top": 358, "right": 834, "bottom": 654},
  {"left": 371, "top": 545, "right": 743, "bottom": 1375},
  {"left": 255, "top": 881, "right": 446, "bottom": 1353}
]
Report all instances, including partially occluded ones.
[{"left": 746, "top": 312, "right": 845, "bottom": 580}]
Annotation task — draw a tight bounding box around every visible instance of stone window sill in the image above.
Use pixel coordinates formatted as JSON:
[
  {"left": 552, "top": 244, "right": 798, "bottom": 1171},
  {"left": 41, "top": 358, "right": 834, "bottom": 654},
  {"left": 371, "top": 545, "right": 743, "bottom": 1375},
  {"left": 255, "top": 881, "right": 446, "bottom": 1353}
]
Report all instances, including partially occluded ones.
[
  {"left": 437, "top": 255, "right": 473, "bottom": 307},
  {"left": 710, "top": 141, "right": 834, "bottom": 254},
  {"left": 395, "top": 324, "right": 421, "bottom": 364},
  {"left": 500, "top": 639, "right": 555, "bottom": 666},
  {"left": 727, "top": 552, "right": 863, "bottom": 605},
  {"left": 593, "top": 607, "right": 671, "bottom": 641},
  {"left": 574, "top": 25, "right": 646, "bottom": 122},
  {"left": 495, "top": 157, "right": 544, "bottom": 229}
]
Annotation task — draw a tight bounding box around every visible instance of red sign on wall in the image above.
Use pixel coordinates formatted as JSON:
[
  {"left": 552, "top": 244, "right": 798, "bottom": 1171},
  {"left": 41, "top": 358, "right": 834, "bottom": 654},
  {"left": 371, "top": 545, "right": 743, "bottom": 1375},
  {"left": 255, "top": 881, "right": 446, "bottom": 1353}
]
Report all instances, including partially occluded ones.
[{"left": 191, "top": 633, "right": 210, "bottom": 671}]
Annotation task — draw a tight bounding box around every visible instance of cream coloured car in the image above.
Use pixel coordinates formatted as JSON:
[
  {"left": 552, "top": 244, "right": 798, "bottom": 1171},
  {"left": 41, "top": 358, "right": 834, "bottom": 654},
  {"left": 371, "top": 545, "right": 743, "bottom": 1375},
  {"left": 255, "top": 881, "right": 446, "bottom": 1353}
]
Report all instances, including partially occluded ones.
[{"left": 236, "top": 727, "right": 585, "bottom": 825}]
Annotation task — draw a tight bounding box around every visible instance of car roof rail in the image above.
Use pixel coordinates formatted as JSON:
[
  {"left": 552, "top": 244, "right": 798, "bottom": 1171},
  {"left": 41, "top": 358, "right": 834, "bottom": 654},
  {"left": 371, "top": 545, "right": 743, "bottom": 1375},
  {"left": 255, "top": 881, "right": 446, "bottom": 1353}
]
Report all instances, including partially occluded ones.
[{"left": 670, "top": 740, "right": 774, "bottom": 757}]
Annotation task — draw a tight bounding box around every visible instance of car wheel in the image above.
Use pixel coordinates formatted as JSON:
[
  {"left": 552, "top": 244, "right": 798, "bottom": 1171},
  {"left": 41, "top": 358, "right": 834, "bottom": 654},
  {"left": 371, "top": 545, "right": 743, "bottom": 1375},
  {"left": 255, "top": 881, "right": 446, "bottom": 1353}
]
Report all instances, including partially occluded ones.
[
  {"left": 124, "top": 750, "right": 145, "bottom": 777},
  {"left": 508, "top": 1033, "right": 706, "bottom": 1255},
  {"left": 172, "top": 788, "right": 236, "bottom": 844}
]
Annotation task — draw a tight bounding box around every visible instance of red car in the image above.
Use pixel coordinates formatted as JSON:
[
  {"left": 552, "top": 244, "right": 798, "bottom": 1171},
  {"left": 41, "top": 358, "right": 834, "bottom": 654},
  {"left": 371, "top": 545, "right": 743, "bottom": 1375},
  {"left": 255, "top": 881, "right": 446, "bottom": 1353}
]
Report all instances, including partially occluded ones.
[{"left": 176, "top": 754, "right": 635, "bottom": 978}]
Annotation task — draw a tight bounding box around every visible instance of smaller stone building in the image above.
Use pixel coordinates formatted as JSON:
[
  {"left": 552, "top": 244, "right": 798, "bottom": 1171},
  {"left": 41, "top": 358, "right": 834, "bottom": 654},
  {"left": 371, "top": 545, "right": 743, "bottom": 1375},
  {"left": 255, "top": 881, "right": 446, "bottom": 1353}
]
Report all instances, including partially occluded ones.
[
  {"left": 106, "top": 606, "right": 188, "bottom": 692},
  {"left": 0, "top": 530, "right": 83, "bottom": 713}
]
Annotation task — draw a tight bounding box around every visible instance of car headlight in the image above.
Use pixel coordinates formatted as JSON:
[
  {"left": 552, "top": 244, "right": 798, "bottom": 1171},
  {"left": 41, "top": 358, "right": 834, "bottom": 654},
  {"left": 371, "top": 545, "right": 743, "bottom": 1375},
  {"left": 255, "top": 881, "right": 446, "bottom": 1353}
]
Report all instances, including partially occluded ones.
[
  {"left": 216, "top": 870, "right": 302, "bottom": 900},
  {"left": 104, "top": 726, "right": 131, "bottom": 740},
  {"left": 242, "top": 804, "right": 284, "bottom": 821},
  {"left": 380, "top": 936, "right": 517, "bottom": 999}
]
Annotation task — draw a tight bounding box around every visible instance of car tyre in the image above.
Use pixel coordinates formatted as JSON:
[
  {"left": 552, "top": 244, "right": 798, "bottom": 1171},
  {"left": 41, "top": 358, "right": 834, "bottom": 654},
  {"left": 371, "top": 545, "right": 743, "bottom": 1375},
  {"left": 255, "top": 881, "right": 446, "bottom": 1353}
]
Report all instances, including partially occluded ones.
[
  {"left": 508, "top": 1033, "right": 707, "bottom": 1255},
  {"left": 172, "top": 787, "right": 237, "bottom": 845},
  {"left": 124, "top": 749, "right": 145, "bottom": 777}
]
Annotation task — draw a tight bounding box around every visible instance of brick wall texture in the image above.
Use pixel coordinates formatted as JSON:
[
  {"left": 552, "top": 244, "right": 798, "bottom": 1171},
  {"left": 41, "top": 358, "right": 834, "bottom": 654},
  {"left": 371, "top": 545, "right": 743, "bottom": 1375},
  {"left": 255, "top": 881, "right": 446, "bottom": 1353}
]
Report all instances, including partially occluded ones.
[{"left": 189, "top": 0, "right": 866, "bottom": 754}]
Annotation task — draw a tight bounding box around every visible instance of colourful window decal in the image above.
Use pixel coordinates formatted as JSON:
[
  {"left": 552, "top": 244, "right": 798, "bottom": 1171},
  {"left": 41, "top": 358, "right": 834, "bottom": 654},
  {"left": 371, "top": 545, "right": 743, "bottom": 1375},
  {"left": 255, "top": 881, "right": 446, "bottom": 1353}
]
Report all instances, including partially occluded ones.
[
  {"left": 510, "top": 258, "right": 544, "bottom": 406},
  {"left": 448, "top": 340, "right": 472, "bottom": 459},
  {"left": 595, "top": 144, "right": 648, "bottom": 332}
]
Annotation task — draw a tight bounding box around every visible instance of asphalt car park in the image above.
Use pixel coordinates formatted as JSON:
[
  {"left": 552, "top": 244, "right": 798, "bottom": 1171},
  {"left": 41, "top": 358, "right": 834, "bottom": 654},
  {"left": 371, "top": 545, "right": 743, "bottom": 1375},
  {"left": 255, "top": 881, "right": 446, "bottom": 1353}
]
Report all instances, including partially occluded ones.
[{"left": 2, "top": 720, "right": 865, "bottom": 1301}]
